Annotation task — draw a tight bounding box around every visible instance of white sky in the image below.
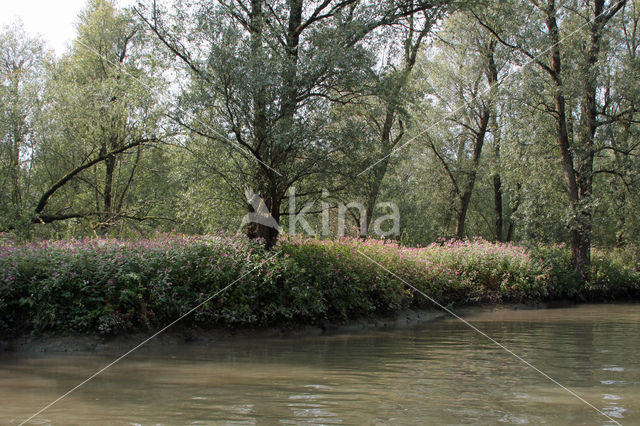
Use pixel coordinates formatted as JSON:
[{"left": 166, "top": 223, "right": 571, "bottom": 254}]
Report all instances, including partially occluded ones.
[{"left": 0, "top": 0, "right": 135, "bottom": 56}]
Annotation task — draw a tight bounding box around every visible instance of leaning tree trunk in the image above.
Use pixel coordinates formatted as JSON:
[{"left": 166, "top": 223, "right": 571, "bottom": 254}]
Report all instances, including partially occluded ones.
[
  {"left": 455, "top": 190, "right": 472, "bottom": 240},
  {"left": 362, "top": 17, "right": 427, "bottom": 237},
  {"left": 363, "top": 117, "right": 393, "bottom": 236},
  {"left": 455, "top": 108, "right": 489, "bottom": 239}
]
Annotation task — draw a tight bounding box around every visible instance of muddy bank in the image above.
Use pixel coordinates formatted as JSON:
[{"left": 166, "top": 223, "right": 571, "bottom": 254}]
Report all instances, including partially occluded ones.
[{"left": 0, "top": 302, "right": 557, "bottom": 354}]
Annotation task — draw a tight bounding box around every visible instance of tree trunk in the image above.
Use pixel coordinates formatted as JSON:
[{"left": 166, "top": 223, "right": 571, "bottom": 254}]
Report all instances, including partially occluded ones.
[
  {"left": 455, "top": 108, "right": 489, "bottom": 239},
  {"left": 363, "top": 106, "right": 395, "bottom": 235},
  {"left": 486, "top": 41, "right": 503, "bottom": 242},
  {"left": 247, "top": 191, "right": 281, "bottom": 249},
  {"left": 101, "top": 153, "right": 116, "bottom": 233},
  {"left": 570, "top": 0, "right": 612, "bottom": 280},
  {"left": 246, "top": 0, "right": 277, "bottom": 246},
  {"left": 493, "top": 173, "right": 503, "bottom": 241},
  {"left": 505, "top": 183, "right": 521, "bottom": 242},
  {"left": 545, "top": 0, "right": 590, "bottom": 280},
  {"left": 455, "top": 191, "right": 471, "bottom": 239},
  {"left": 8, "top": 80, "right": 25, "bottom": 214},
  {"left": 256, "top": 0, "right": 301, "bottom": 247},
  {"left": 245, "top": 0, "right": 300, "bottom": 248},
  {"left": 362, "top": 20, "right": 427, "bottom": 236},
  {"left": 545, "top": 0, "right": 622, "bottom": 280}
]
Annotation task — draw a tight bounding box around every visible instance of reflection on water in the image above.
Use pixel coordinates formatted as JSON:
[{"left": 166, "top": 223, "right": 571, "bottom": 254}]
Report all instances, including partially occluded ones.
[{"left": 1, "top": 304, "right": 638, "bottom": 425}]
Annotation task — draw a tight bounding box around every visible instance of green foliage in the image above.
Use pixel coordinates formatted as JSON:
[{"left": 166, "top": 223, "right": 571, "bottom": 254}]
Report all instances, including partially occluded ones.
[
  {"left": 0, "top": 1, "right": 177, "bottom": 239},
  {"left": 529, "top": 244, "right": 640, "bottom": 300},
  {"left": 0, "top": 234, "right": 292, "bottom": 336},
  {"left": 2, "top": 234, "right": 637, "bottom": 338},
  {"left": 0, "top": 22, "right": 51, "bottom": 231}
]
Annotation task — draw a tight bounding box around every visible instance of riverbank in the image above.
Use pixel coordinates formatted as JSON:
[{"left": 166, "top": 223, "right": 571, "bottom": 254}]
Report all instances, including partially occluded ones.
[
  {"left": 2, "top": 302, "right": 556, "bottom": 354},
  {"left": 1, "top": 234, "right": 638, "bottom": 343}
]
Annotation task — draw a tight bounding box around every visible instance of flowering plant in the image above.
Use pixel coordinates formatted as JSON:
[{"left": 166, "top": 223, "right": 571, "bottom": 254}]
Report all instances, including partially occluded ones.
[{"left": 1, "top": 234, "right": 637, "bottom": 338}]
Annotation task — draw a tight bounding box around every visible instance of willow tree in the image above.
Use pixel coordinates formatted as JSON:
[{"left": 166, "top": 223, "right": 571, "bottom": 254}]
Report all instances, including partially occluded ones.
[
  {"left": 0, "top": 23, "right": 50, "bottom": 233},
  {"left": 409, "top": 13, "right": 505, "bottom": 239},
  {"left": 475, "top": 0, "right": 629, "bottom": 280},
  {"left": 136, "top": 0, "right": 448, "bottom": 247},
  {"left": 329, "top": 8, "right": 441, "bottom": 237},
  {"left": 31, "top": 0, "right": 169, "bottom": 234}
]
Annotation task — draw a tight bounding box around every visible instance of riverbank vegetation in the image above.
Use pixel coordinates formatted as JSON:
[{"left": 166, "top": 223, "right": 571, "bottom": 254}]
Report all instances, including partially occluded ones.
[{"left": 1, "top": 234, "right": 637, "bottom": 338}]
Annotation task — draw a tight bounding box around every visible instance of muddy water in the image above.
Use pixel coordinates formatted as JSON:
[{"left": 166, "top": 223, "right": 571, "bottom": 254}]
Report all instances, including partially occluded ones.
[{"left": 1, "top": 304, "right": 639, "bottom": 425}]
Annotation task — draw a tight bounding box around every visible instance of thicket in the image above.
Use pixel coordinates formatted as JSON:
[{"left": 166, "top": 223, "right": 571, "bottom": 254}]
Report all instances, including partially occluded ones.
[{"left": 1, "top": 234, "right": 638, "bottom": 338}]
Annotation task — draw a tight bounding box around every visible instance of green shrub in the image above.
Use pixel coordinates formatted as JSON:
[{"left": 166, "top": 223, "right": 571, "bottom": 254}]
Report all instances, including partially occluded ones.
[{"left": 1, "top": 234, "right": 638, "bottom": 338}]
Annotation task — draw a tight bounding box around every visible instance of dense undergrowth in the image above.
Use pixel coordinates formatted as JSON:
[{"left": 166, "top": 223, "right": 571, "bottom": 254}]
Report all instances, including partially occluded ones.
[{"left": 0, "top": 233, "right": 638, "bottom": 338}]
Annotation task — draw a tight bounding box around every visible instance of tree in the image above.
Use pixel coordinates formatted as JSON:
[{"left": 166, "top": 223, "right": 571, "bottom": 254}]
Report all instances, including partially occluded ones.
[
  {"left": 411, "top": 13, "right": 503, "bottom": 239},
  {"left": 29, "top": 0, "right": 171, "bottom": 234},
  {"left": 0, "top": 22, "right": 50, "bottom": 233},
  {"left": 475, "top": 0, "right": 628, "bottom": 280},
  {"left": 136, "top": 0, "right": 449, "bottom": 247},
  {"left": 595, "top": 0, "right": 640, "bottom": 246},
  {"left": 332, "top": 8, "right": 439, "bottom": 237}
]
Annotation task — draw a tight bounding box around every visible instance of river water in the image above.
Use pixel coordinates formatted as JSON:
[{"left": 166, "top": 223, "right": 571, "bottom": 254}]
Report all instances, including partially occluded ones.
[{"left": 1, "top": 304, "right": 638, "bottom": 425}]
